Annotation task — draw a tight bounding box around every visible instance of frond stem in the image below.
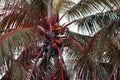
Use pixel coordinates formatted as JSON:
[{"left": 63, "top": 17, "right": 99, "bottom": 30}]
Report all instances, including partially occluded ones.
[
  {"left": 57, "top": 47, "right": 64, "bottom": 80},
  {"left": 63, "top": 19, "right": 78, "bottom": 30},
  {"left": 59, "top": 12, "right": 67, "bottom": 22},
  {"left": 70, "top": 37, "right": 85, "bottom": 51}
]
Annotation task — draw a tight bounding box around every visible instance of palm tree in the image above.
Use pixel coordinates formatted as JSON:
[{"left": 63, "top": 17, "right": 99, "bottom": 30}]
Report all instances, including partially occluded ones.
[{"left": 0, "top": 0, "right": 120, "bottom": 80}]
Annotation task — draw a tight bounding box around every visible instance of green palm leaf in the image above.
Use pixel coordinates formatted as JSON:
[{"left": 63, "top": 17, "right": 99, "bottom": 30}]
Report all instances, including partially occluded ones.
[
  {"left": 64, "top": 0, "right": 120, "bottom": 19},
  {"left": 0, "top": 0, "right": 48, "bottom": 29},
  {"left": 0, "top": 27, "right": 40, "bottom": 79},
  {"left": 0, "top": 28, "right": 37, "bottom": 59},
  {"left": 76, "top": 10, "right": 120, "bottom": 34},
  {"left": 72, "top": 18, "right": 120, "bottom": 79}
]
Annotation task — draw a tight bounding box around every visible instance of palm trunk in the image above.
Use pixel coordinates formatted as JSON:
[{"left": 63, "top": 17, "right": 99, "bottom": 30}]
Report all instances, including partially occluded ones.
[
  {"left": 48, "top": 0, "right": 52, "bottom": 27},
  {"left": 58, "top": 48, "right": 64, "bottom": 80},
  {"left": 47, "top": 0, "right": 59, "bottom": 27}
]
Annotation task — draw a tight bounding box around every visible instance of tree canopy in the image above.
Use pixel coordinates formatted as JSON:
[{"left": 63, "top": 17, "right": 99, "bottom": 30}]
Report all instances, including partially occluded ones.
[{"left": 0, "top": 0, "right": 120, "bottom": 80}]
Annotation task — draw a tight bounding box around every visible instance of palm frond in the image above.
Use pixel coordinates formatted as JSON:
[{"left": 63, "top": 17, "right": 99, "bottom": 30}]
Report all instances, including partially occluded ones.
[
  {"left": 0, "top": 27, "right": 42, "bottom": 79},
  {"left": 1, "top": 61, "right": 27, "bottom": 80},
  {"left": 64, "top": 31, "right": 90, "bottom": 60},
  {"left": 72, "top": 18, "right": 120, "bottom": 80},
  {"left": 53, "top": 0, "right": 64, "bottom": 13},
  {"left": 53, "top": 0, "right": 75, "bottom": 14},
  {"left": 66, "top": 31, "right": 91, "bottom": 43},
  {"left": 64, "top": 0, "right": 120, "bottom": 19},
  {"left": 0, "top": 28, "right": 37, "bottom": 60},
  {"left": 76, "top": 10, "right": 120, "bottom": 34},
  {"left": 0, "top": 0, "right": 48, "bottom": 29},
  {"left": 64, "top": 31, "right": 91, "bottom": 63}
]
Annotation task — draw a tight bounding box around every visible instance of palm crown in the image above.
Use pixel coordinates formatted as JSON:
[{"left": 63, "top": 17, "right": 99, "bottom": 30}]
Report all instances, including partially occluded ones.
[{"left": 0, "top": 0, "right": 120, "bottom": 80}]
